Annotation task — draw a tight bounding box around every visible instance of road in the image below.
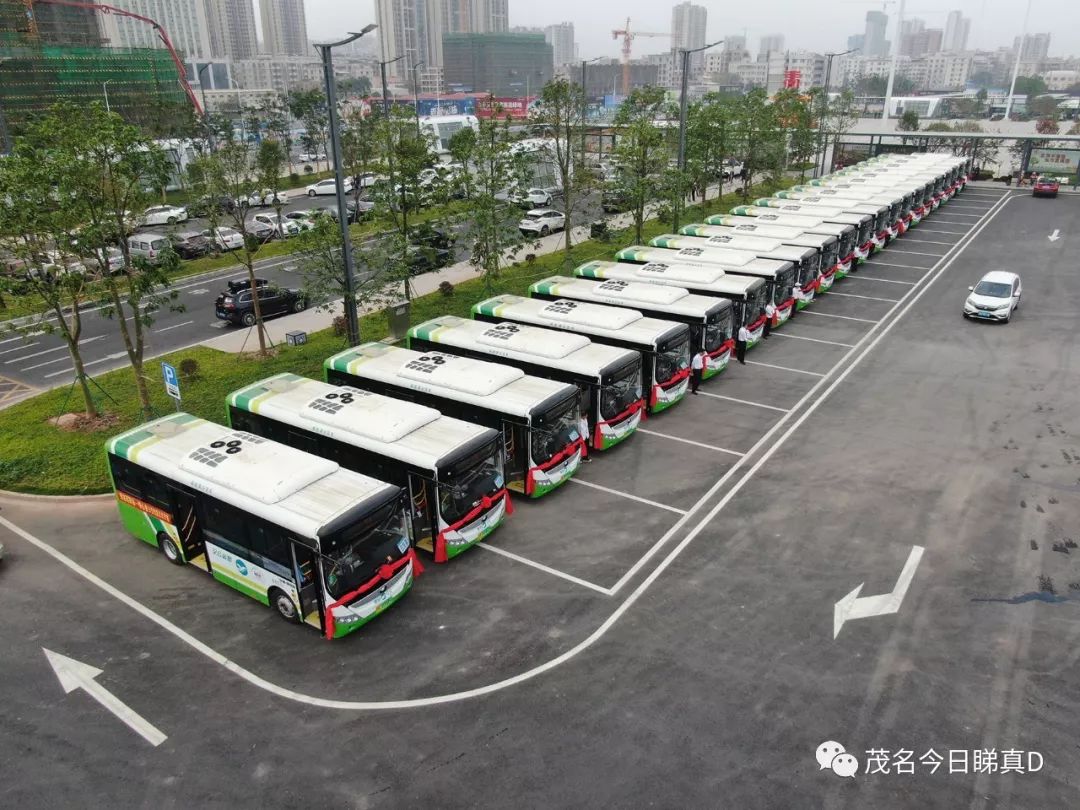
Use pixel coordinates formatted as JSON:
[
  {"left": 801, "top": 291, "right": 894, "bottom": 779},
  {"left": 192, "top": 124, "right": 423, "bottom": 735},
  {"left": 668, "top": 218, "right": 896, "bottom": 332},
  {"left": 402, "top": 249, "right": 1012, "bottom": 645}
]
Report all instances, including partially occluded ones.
[
  {"left": 1, "top": 187, "right": 1077, "bottom": 807},
  {"left": 0, "top": 192, "right": 604, "bottom": 396}
]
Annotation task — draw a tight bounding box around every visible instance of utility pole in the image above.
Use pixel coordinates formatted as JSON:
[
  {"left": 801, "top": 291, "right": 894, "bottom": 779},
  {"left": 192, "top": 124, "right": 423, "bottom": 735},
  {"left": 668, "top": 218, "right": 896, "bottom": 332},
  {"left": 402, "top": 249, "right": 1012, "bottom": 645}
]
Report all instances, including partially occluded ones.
[
  {"left": 816, "top": 49, "right": 855, "bottom": 178},
  {"left": 102, "top": 80, "right": 112, "bottom": 113},
  {"left": 1004, "top": 0, "right": 1033, "bottom": 121},
  {"left": 315, "top": 23, "right": 378, "bottom": 348},
  {"left": 676, "top": 40, "right": 722, "bottom": 229},
  {"left": 411, "top": 61, "right": 424, "bottom": 136},
  {"left": 881, "top": 0, "right": 906, "bottom": 121},
  {"left": 380, "top": 55, "right": 404, "bottom": 118}
]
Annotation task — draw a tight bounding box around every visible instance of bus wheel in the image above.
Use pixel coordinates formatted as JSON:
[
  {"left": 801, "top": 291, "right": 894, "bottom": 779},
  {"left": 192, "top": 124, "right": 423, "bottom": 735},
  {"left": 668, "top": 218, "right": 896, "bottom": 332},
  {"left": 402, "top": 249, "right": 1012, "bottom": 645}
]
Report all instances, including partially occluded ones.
[
  {"left": 158, "top": 532, "right": 184, "bottom": 566},
  {"left": 269, "top": 588, "right": 299, "bottom": 623}
]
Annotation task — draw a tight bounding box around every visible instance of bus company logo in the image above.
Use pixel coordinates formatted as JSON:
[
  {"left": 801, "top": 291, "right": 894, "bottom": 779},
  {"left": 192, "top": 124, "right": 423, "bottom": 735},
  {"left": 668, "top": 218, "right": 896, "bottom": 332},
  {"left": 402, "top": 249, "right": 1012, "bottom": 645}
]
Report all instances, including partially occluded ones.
[
  {"left": 709, "top": 236, "right": 733, "bottom": 244},
  {"left": 640, "top": 262, "right": 669, "bottom": 273},
  {"left": 484, "top": 323, "right": 520, "bottom": 341},
  {"left": 680, "top": 248, "right": 704, "bottom": 256},
  {"left": 235, "top": 558, "right": 249, "bottom": 576},
  {"left": 543, "top": 300, "right": 578, "bottom": 315},
  {"left": 407, "top": 355, "right": 449, "bottom": 374},
  {"left": 598, "top": 280, "right": 628, "bottom": 292}
]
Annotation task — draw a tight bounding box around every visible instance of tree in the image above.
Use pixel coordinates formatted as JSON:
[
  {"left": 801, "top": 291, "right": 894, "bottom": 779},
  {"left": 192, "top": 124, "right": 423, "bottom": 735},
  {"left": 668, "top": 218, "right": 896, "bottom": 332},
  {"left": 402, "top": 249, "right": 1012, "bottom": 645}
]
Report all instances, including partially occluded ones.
[
  {"left": 897, "top": 109, "right": 920, "bottom": 131},
  {"left": 1013, "top": 76, "right": 1048, "bottom": 99},
  {"left": 34, "top": 104, "right": 183, "bottom": 420},
  {"left": 685, "top": 93, "right": 735, "bottom": 199},
  {"left": 1036, "top": 117, "right": 1060, "bottom": 135},
  {"left": 1030, "top": 95, "right": 1059, "bottom": 118},
  {"left": 288, "top": 89, "right": 331, "bottom": 171},
  {"left": 0, "top": 151, "right": 99, "bottom": 417},
  {"left": 337, "top": 77, "right": 372, "bottom": 97},
  {"left": 530, "top": 78, "right": 592, "bottom": 261},
  {"left": 976, "top": 88, "right": 989, "bottom": 117},
  {"left": 460, "top": 114, "right": 532, "bottom": 290},
  {"left": 611, "top": 87, "right": 670, "bottom": 243},
  {"left": 340, "top": 108, "right": 380, "bottom": 212},
  {"left": 447, "top": 127, "right": 478, "bottom": 200},
  {"left": 822, "top": 90, "right": 859, "bottom": 172},
  {"left": 772, "top": 89, "right": 815, "bottom": 179},
  {"left": 969, "top": 70, "right": 995, "bottom": 89},
  {"left": 734, "top": 88, "right": 782, "bottom": 193}
]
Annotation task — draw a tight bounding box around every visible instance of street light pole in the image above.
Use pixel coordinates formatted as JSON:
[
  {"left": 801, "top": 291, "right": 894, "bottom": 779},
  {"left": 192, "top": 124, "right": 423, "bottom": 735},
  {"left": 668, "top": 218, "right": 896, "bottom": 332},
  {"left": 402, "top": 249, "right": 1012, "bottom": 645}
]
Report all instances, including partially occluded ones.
[
  {"left": 102, "top": 80, "right": 112, "bottom": 113},
  {"left": 379, "top": 55, "right": 403, "bottom": 118},
  {"left": 816, "top": 48, "right": 855, "bottom": 178},
  {"left": 411, "top": 61, "right": 424, "bottom": 136},
  {"left": 315, "top": 23, "right": 378, "bottom": 348},
  {"left": 580, "top": 57, "right": 601, "bottom": 172},
  {"left": 676, "top": 40, "right": 722, "bottom": 229},
  {"left": 1004, "top": 0, "right": 1033, "bottom": 121},
  {"left": 196, "top": 64, "right": 214, "bottom": 151},
  {"left": 880, "top": 0, "right": 906, "bottom": 121}
]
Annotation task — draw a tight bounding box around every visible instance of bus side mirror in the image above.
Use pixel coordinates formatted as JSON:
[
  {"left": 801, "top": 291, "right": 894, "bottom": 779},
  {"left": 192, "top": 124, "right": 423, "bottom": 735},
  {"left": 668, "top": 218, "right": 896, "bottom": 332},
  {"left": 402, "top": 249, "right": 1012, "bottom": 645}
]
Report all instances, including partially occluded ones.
[{"left": 967, "top": 286, "right": 974, "bottom": 291}]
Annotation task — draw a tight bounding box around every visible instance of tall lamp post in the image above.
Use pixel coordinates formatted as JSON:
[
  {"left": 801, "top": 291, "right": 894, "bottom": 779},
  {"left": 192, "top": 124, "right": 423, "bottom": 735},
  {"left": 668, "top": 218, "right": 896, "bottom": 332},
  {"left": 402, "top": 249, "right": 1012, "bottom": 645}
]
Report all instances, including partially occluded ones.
[
  {"left": 880, "top": 0, "right": 907, "bottom": 121},
  {"left": 816, "top": 48, "right": 856, "bottom": 178},
  {"left": 411, "top": 61, "right": 424, "bottom": 135},
  {"left": 580, "top": 57, "right": 602, "bottom": 170},
  {"left": 379, "top": 54, "right": 405, "bottom": 117},
  {"left": 1004, "top": 0, "right": 1033, "bottom": 121},
  {"left": 102, "top": 80, "right": 112, "bottom": 113},
  {"left": 196, "top": 64, "right": 214, "bottom": 151},
  {"left": 675, "top": 40, "right": 722, "bottom": 229},
  {"left": 315, "top": 23, "right": 378, "bottom": 348}
]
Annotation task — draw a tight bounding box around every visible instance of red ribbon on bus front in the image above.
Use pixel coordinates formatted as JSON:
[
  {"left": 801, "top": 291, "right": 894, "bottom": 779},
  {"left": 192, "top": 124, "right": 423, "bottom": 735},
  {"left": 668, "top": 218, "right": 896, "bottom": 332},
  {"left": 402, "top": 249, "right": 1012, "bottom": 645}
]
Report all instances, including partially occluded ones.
[
  {"left": 525, "top": 437, "right": 587, "bottom": 496},
  {"left": 776, "top": 298, "right": 794, "bottom": 320},
  {"left": 707, "top": 338, "right": 735, "bottom": 363},
  {"left": 323, "top": 548, "right": 424, "bottom": 640},
  {"left": 434, "top": 488, "right": 513, "bottom": 564},
  {"left": 649, "top": 367, "right": 691, "bottom": 409},
  {"left": 592, "top": 399, "right": 646, "bottom": 449}
]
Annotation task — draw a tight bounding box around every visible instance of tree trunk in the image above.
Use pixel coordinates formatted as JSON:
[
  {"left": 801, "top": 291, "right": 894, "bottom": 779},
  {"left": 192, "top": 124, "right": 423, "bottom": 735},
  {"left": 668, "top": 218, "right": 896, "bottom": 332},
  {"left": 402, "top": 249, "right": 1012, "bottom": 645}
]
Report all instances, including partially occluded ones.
[
  {"left": 54, "top": 305, "right": 98, "bottom": 418},
  {"left": 244, "top": 258, "right": 269, "bottom": 354}
]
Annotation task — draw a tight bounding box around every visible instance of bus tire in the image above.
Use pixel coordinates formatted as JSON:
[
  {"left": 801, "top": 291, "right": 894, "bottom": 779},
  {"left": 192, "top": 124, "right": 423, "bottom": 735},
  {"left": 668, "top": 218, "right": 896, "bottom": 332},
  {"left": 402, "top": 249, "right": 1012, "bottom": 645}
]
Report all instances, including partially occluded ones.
[
  {"left": 158, "top": 532, "right": 184, "bottom": 566},
  {"left": 269, "top": 588, "right": 299, "bottom": 623}
]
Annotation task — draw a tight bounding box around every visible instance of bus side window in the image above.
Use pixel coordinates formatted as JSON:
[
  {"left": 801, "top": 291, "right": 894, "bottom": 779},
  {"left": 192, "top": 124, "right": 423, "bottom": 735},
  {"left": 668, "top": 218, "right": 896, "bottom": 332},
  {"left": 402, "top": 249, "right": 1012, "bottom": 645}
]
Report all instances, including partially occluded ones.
[
  {"left": 109, "top": 455, "right": 144, "bottom": 499},
  {"left": 202, "top": 499, "right": 248, "bottom": 549}
]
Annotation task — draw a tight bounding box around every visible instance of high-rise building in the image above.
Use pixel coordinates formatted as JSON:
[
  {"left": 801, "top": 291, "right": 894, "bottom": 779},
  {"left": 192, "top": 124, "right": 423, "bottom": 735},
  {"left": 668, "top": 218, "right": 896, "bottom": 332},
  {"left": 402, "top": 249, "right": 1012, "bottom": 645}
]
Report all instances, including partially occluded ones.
[
  {"left": 900, "top": 20, "right": 943, "bottom": 58},
  {"left": 671, "top": 2, "right": 707, "bottom": 75},
  {"left": 472, "top": 0, "right": 509, "bottom": 32},
  {"left": 98, "top": 1, "right": 213, "bottom": 60},
  {"left": 544, "top": 22, "right": 576, "bottom": 68},
  {"left": 375, "top": 0, "right": 442, "bottom": 81},
  {"left": 942, "top": 10, "right": 971, "bottom": 53},
  {"left": 442, "top": 32, "right": 552, "bottom": 96},
  {"left": 847, "top": 34, "right": 865, "bottom": 54},
  {"left": 1013, "top": 33, "right": 1050, "bottom": 62},
  {"left": 260, "top": 0, "right": 309, "bottom": 57},
  {"left": 863, "top": 11, "right": 889, "bottom": 58},
  {"left": 205, "top": 0, "right": 258, "bottom": 59},
  {"left": 758, "top": 34, "right": 784, "bottom": 59}
]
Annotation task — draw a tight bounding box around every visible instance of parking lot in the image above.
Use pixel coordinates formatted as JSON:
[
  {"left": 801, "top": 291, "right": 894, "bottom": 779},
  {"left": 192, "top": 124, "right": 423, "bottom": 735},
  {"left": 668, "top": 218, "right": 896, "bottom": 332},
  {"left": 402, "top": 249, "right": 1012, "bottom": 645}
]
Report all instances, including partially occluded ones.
[{"left": 3, "top": 184, "right": 1079, "bottom": 807}]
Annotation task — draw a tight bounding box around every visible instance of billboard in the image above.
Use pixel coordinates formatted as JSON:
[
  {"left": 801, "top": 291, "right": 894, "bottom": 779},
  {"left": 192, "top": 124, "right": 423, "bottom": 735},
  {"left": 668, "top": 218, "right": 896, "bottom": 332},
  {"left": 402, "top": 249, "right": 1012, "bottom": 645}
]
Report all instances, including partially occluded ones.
[
  {"left": 1029, "top": 148, "right": 1080, "bottom": 175},
  {"left": 783, "top": 70, "right": 802, "bottom": 90},
  {"left": 475, "top": 97, "right": 536, "bottom": 119}
]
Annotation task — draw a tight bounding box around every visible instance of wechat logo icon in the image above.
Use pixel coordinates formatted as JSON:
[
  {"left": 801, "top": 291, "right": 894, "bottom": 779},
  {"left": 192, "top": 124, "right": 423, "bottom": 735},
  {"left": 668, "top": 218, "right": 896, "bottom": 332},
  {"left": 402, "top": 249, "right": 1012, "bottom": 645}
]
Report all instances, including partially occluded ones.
[{"left": 817, "top": 741, "right": 858, "bottom": 779}]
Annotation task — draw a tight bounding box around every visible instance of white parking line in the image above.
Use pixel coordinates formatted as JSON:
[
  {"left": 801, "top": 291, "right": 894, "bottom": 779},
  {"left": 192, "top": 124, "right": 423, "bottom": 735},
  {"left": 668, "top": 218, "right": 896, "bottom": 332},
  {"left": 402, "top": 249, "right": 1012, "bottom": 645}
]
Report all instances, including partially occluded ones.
[
  {"left": 21, "top": 354, "right": 78, "bottom": 371},
  {"left": 7, "top": 336, "right": 103, "bottom": 364},
  {"left": 930, "top": 211, "right": 983, "bottom": 218},
  {"left": 42, "top": 351, "right": 128, "bottom": 379},
  {"left": 637, "top": 428, "right": 745, "bottom": 457},
  {"left": 846, "top": 276, "right": 915, "bottom": 286},
  {"left": 154, "top": 320, "right": 195, "bottom": 334},
  {"left": 943, "top": 203, "right": 994, "bottom": 209},
  {"left": 896, "top": 239, "right": 955, "bottom": 246},
  {"left": 800, "top": 310, "right": 879, "bottom": 324},
  {"left": 745, "top": 360, "right": 825, "bottom": 377},
  {"left": 0, "top": 341, "right": 39, "bottom": 356},
  {"left": 698, "top": 391, "right": 790, "bottom": 413},
  {"left": 477, "top": 544, "right": 610, "bottom": 595},
  {"left": 914, "top": 228, "right": 967, "bottom": 236},
  {"left": 771, "top": 332, "right": 855, "bottom": 348},
  {"left": 826, "top": 291, "right": 899, "bottom": 303},
  {"left": 863, "top": 261, "right": 928, "bottom": 270},
  {"left": 568, "top": 478, "right": 687, "bottom": 515},
  {"left": 884, "top": 249, "right": 947, "bottom": 258}
]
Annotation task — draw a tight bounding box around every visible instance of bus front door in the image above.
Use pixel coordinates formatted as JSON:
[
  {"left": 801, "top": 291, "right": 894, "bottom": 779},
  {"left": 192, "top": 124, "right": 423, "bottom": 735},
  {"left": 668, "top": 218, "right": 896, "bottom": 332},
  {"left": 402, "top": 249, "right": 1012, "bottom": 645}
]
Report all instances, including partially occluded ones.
[
  {"left": 169, "top": 486, "right": 209, "bottom": 571},
  {"left": 409, "top": 474, "right": 436, "bottom": 555},
  {"left": 291, "top": 544, "right": 321, "bottom": 629}
]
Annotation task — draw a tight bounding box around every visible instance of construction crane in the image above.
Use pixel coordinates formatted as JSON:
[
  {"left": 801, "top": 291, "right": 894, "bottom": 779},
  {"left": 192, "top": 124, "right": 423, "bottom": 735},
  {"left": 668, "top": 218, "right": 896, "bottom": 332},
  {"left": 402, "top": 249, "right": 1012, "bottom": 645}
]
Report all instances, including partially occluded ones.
[{"left": 611, "top": 17, "right": 669, "bottom": 97}]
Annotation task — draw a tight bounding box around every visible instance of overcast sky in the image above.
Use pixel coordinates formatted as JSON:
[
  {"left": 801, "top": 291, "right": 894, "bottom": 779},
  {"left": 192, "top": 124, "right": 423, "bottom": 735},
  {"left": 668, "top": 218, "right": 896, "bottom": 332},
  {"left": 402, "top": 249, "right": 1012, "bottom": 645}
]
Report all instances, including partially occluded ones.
[{"left": 303, "top": 0, "right": 1079, "bottom": 58}]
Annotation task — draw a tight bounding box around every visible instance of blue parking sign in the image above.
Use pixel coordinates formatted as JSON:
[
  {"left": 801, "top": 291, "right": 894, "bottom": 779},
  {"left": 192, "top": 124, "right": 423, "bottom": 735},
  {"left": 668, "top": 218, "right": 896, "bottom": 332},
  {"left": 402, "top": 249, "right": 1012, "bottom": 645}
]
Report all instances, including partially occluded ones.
[{"left": 162, "top": 362, "right": 180, "bottom": 401}]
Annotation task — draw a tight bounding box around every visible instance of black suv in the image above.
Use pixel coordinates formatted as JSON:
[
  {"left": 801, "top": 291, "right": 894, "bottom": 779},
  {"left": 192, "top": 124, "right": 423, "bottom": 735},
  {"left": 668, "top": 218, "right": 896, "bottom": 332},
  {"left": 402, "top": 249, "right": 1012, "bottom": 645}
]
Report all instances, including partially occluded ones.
[
  {"left": 168, "top": 231, "right": 212, "bottom": 259},
  {"left": 215, "top": 278, "right": 306, "bottom": 326}
]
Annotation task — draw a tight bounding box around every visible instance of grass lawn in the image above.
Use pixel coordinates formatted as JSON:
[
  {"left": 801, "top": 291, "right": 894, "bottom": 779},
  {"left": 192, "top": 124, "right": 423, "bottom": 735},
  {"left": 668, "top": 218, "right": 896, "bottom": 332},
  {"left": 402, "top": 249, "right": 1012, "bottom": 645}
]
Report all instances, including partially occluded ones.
[{"left": 0, "top": 180, "right": 791, "bottom": 495}]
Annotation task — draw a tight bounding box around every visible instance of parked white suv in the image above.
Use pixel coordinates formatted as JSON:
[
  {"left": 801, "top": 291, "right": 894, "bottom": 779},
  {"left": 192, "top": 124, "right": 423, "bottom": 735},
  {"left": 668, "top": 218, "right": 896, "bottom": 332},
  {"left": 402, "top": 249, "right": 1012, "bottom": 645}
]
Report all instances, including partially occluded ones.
[
  {"left": 306, "top": 177, "right": 352, "bottom": 196},
  {"left": 519, "top": 209, "right": 565, "bottom": 236},
  {"left": 251, "top": 213, "right": 301, "bottom": 238},
  {"left": 963, "top": 270, "right": 1022, "bottom": 322}
]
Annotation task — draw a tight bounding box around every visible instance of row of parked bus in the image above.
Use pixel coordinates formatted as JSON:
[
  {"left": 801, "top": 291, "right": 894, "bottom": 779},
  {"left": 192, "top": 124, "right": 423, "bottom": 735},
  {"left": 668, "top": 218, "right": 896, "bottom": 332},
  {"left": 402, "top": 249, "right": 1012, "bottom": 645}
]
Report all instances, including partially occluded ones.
[{"left": 105, "top": 152, "right": 974, "bottom": 640}]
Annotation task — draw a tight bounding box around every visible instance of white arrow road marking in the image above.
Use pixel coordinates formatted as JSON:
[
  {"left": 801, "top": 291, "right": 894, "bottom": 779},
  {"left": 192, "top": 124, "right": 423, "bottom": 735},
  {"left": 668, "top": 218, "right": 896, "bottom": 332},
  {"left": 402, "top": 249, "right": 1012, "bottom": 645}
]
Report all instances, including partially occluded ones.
[
  {"left": 43, "top": 649, "right": 167, "bottom": 747},
  {"left": 1047, "top": 229, "right": 1060, "bottom": 242},
  {"left": 833, "top": 545, "right": 925, "bottom": 639},
  {"left": 189, "top": 288, "right": 209, "bottom": 295}
]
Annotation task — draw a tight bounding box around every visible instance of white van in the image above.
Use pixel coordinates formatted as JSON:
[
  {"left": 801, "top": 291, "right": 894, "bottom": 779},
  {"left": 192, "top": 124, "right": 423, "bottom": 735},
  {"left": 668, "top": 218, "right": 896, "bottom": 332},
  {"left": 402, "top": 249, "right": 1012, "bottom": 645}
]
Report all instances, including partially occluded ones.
[{"left": 127, "top": 233, "right": 170, "bottom": 265}]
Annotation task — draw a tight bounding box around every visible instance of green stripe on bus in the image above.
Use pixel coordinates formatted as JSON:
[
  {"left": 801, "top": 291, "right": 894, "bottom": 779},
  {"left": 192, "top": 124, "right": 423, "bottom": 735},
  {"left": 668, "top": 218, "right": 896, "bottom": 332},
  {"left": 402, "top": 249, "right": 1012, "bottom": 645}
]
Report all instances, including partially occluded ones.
[
  {"left": 472, "top": 299, "right": 502, "bottom": 318},
  {"left": 613, "top": 247, "right": 648, "bottom": 262},
  {"left": 730, "top": 206, "right": 753, "bottom": 215},
  {"left": 408, "top": 321, "right": 440, "bottom": 342},
  {"left": 212, "top": 568, "right": 270, "bottom": 605},
  {"left": 530, "top": 279, "right": 558, "bottom": 296},
  {"left": 110, "top": 429, "right": 155, "bottom": 459}
]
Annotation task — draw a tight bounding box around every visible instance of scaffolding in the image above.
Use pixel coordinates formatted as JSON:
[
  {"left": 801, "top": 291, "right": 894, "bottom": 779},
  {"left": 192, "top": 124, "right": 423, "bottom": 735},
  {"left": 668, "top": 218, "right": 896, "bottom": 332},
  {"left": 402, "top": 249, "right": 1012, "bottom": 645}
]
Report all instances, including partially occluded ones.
[{"left": 0, "top": 0, "right": 196, "bottom": 142}]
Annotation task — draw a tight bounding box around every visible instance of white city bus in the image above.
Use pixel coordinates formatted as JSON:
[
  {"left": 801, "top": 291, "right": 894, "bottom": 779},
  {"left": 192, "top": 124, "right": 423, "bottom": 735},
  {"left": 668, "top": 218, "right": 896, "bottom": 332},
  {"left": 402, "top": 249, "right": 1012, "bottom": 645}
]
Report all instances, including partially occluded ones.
[
  {"left": 771, "top": 190, "right": 899, "bottom": 245},
  {"left": 574, "top": 259, "right": 770, "bottom": 349},
  {"left": 324, "top": 343, "right": 584, "bottom": 499},
  {"left": 820, "top": 173, "right": 937, "bottom": 222},
  {"left": 531, "top": 272, "right": 735, "bottom": 378},
  {"left": 691, "top": 216, "right": 842, "bottom": 296},
  {"left": 745, "top": 200, "right": 879, "bottom": 262},
  {"left": 718, "top": 208, "right": 860, "bottom": 280},
  {"left": 781, "top": 186, "right": 909, "bottom": 239},
  {"left": 625, "top": 240, "right": 798, "bottom": 328},
  {"left": 107, "top": 412, "right": 419, "bottom": 639},
  {"left": 408, "top": 316, "right": 644, "bottom": 452},
  {"left": 473, "top": 294, "right": 692, "bottom": 414},
  {"left": 227, "top": 373, "right": 511, "bottom": 563},
  {"left": 665, "top": 228, "right": 821, "bottom": 309}
]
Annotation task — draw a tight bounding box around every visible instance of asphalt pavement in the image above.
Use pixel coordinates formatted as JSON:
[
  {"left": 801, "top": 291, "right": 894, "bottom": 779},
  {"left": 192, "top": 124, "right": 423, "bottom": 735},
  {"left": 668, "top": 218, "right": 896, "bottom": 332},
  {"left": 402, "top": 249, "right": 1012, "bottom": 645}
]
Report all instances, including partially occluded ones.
[
  {"left": 2, "top": 186, "right": 1078, "bottom": 807},
  {"left": 0, "top": 192, "right": 604, "bottom": 397}
]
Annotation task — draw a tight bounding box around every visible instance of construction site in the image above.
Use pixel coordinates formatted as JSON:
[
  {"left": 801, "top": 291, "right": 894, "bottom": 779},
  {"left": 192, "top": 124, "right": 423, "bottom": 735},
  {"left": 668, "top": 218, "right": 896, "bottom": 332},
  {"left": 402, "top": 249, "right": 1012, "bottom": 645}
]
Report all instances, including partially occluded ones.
[{"left": 0, "top": 0, "right": 197, "bottom": 147}]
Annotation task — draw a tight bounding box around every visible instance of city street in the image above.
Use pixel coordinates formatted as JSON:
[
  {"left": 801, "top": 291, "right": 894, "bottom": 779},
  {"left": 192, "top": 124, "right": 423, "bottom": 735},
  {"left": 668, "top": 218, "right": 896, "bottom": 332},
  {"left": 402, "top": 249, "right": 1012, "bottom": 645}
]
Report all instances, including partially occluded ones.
[
  {"left": 2, "top": 187, "right": 1076, "bottom": 806},
  {"left": 0, "top": 191, "right": 605, "bottom": 396}
]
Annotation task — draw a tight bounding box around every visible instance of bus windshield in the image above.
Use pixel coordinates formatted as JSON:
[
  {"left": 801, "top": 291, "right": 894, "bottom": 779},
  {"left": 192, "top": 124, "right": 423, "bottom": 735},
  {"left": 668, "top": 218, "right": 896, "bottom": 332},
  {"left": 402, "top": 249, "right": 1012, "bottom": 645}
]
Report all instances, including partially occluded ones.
[
  {"left": 438, "top": 438, "right": 505, "bottom": 527},
  {"left": 600, "top": 361, "right": 643, "bottom": 421},
  {"left": 858, "top": 220, "right": 873, "bottom": 244},
  {"left": 656, "top": 333, "right": 690, "bottom": 383},
  {"left": 704, "top": 309, "right": 733, "bottom": 352},
  {"left": 746, "top": 284, "right": 767, "bottom": 324},
  {"left": 321, "top": 499, "right": 410, "bottom": 601},
  {"left": 838, "top": 230, "right": 855, "bottom": 257},
  {"left": 797, "top": 256, "right": 818, "bottom": 288},
  {"left": 776, "top": 267, "right": 796, "bottom": 303},
  {"left": 821, "top": 240, "right": 839, "bottom": 270},
  {"left": 532, "top": 393, "right": 582, "bottom": 464}
]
